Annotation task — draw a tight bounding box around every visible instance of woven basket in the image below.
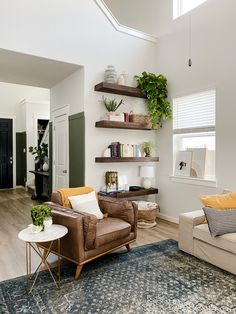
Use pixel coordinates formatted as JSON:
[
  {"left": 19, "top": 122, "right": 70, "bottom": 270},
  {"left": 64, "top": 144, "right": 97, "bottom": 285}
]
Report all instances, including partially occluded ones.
[
  {"left": 137, "top": 221, "right": 157, "bottom": 229},
  {"left": 138, "top": 207, "right": 158, "bottom": 222},
  {"left": 129, "top": 114, "right": 150, "bottom": 124}
]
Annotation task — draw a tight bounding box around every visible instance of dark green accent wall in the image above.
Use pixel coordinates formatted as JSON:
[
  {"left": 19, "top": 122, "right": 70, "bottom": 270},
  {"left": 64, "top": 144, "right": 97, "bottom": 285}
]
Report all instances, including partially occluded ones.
[
  {"left": 49, "top": 122, "right": 53, "bottom": 196},
  {"left": 69, "top": 112, "right": 85, "bottom": 187},
  {"left": 16, "top": 132, "right": 26, "bottom": 186}
]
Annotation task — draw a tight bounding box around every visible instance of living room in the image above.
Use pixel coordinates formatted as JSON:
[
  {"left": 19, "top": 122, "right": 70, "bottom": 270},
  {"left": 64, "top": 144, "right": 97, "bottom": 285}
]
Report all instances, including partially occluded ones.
[{"left": 1, "top": 0, "right": 236, "bottom": 313}]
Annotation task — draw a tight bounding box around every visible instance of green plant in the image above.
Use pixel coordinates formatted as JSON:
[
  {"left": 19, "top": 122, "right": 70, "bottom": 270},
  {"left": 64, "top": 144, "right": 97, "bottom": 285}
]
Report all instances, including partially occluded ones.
[
  {"left": 135, "top": 72, "right": 172, "bottom": 128},
  {"left": 29, "top": 143, "right": 48, "bottom": 163},
  {"left": 141, "top": 141, "right": 153, "bottom": 157},
  {"left": 31, "top": 205, "right": 51, "bottom": 227},
  {"left": 102, "top": 96, "right": 124, "bottom": 112}
]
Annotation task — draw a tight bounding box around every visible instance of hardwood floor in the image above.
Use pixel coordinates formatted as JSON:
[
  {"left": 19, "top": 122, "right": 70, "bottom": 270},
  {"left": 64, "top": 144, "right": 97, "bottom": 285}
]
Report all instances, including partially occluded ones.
[{"left": 0, "top": 188, "right": 178, "bottom": 282}]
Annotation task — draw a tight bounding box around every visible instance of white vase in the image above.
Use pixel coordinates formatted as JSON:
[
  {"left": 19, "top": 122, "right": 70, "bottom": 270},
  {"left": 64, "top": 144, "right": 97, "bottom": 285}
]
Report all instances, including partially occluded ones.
[
  {"left": 118, "top": 72, "right": 128, "bottom": 85},
  {"left": 43, "top": 217, "right": 52, "bottom": 229},
  {"left": 43, "top": 162, "right": 49, "bottom": 172},
  {"left": 28, "top": 224, "right": 43, "bottom": 233}
]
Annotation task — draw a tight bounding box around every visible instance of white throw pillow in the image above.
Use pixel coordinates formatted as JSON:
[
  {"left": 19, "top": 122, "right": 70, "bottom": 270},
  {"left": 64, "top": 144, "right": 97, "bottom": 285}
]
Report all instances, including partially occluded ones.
[{"left": 68, "top": 191, "right": 103, "bottom": 219}]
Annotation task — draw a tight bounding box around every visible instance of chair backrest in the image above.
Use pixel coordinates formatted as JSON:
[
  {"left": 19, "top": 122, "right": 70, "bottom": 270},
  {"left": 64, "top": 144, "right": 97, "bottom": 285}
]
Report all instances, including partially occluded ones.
[{"left": 51, "top": 186, "right": 94, "bottom": 208}]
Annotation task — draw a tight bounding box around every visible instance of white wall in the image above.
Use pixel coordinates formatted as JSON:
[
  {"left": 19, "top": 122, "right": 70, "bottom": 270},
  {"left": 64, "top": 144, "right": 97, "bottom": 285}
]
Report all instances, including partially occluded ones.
[
  {"left": 0, "top": 82, "right": 49, "bottom": 187},
  {"left": 155, "top": 0, "right": 236, "bottom": 220},
  {"left": 50, "top": 68, "right": 84, "bottom": 116}
]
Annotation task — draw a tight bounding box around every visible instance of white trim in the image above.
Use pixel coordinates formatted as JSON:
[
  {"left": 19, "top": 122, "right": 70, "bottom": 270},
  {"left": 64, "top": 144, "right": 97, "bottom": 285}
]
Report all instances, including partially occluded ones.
[
  {"left": 157, "top": 212, "right": 179, "bottom": 224},
  {"left": 94, "top": 0, "right": 157, "bottom": 43},
  {"left": 51, "top": 105, "right": 70, "bottom": 117},
  {"left": 20, "top": 99, "right": 50, "bottom": 106},
  {"left": 170, "top": 175, "right": 217, "bottom": 187},
  {"left": 52, "top": 105, "right": 70, "bottom": 191},
  {"left": 0, "top": 114, "right": 16, "bottom": 188}
]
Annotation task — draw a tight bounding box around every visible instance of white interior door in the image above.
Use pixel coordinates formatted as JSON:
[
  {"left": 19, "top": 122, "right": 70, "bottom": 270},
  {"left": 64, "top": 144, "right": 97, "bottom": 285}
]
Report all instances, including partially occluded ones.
[{"left": 53, "top": 106, "right": 69, "bottom": 191}]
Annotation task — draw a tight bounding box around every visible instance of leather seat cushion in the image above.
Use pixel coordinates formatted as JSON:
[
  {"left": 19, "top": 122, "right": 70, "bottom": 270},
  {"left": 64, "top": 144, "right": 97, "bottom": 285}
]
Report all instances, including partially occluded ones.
[
  {"left": 193, "top": 224, "right": 236, "bottom": 254},
  {"left": 94, "top": 217, "right": 131, "bottom": 248}
]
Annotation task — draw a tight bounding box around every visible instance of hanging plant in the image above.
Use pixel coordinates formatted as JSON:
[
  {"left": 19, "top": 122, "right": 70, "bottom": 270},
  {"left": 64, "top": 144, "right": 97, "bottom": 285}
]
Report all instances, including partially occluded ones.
[{"left": 134, "top": 72, "right": 172, "bottom": 128}]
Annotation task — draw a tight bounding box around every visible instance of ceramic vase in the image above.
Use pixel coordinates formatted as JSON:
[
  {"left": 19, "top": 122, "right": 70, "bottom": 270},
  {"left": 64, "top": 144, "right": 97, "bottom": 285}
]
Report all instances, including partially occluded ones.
[
  {"left": 43, "top": 217, "right": 52, "bottom": 229},
  {"left": 28, "top": 224, "right": 43, "bottom": 233},
  {"left": 43, "top": 162, "right": 49, "bottom": 172},
  {"left": 118, "top": 72, "right": 128, "bottom": 85},
  {"left": 104, "top": 65, "right": 117, "bottom": 84}
]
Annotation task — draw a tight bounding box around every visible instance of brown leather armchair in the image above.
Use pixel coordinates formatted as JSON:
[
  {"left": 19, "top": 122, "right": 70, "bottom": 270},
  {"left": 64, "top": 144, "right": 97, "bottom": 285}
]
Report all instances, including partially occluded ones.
[{"left": 40, "top": 188, "right": 138, "bottom": 279}]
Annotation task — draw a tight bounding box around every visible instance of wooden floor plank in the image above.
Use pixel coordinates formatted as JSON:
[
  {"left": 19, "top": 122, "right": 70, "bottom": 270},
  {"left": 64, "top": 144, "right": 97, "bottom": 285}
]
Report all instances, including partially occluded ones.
[{"left": 0, "top": 188, "right": 178, "bottom": 282}]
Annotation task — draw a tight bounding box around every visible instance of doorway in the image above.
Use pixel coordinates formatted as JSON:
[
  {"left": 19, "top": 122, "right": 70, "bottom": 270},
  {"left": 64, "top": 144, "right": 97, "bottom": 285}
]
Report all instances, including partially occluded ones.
[
  {"left": 0, "top": 118, "right": 13, "bottom": 189},
  {"left": 52, "top": 106, "right": 69, "bottom": 190}
]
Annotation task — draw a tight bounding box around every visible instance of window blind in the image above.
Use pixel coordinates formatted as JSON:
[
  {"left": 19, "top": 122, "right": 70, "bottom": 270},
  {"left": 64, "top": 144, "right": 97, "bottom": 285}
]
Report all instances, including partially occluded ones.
[{"left": 173, "top": 89, "right": 216, "bottom": 134}]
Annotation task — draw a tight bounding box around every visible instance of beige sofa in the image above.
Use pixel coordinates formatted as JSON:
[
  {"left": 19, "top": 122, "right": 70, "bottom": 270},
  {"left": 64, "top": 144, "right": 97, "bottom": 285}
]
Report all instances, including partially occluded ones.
[{"left": 179, "top": 210, "right": 236, "bottom": 275}]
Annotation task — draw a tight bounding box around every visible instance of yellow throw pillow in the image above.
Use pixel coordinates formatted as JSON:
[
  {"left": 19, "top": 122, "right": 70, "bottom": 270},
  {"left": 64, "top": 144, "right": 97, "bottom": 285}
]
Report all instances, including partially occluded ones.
[{"left": 200, "top": 192, "right": 236, "bottom": 210}]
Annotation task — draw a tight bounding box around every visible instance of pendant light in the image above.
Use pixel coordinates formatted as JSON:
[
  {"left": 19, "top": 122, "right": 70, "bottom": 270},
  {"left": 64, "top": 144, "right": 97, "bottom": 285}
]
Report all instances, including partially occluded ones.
[{"left": 188, "top": 14, "right": 192, "bottom": 67}]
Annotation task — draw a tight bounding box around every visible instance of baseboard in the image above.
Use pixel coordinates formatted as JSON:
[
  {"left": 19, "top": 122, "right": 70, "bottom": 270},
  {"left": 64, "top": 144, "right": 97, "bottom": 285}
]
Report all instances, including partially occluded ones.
[{"left": 157, "top": 213, "right": 179, "bottom": 224}]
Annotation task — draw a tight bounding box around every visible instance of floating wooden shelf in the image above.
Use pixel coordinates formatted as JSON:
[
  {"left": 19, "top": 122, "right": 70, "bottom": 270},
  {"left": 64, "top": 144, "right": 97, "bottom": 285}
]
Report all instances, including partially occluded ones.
[
  {"left": 98, "top": 187, "right": 158, "bottom": 198},
  {"left": 95, "top": 157, "right": 159, "bottom": 163},
  {"left": 95, "top": 120, "right": 153, "bottom": 130},
  {"left": 94, "top": 82, "right": 146, "bottom": 98}
]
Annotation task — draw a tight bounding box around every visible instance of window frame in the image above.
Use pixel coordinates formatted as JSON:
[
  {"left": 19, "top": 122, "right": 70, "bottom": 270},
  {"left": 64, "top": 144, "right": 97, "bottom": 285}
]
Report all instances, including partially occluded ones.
[
  {"left": 172, "top": 89, "right": 216, "bottom": 186},
  {"left": 173, "top": 0, "right": 207, "bottom": 19}
]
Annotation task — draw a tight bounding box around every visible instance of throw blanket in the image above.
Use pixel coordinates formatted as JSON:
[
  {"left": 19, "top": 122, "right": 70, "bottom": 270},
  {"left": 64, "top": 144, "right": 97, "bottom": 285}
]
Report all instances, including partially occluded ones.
[{"left": 58, "top": 187, "right": 94, "bottom": 208}]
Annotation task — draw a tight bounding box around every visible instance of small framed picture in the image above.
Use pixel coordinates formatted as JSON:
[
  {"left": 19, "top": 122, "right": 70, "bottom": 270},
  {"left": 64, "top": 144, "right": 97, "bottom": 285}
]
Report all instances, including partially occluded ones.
[
  {"left": 174, "top": 151, "right": 192, "bottom": 177},
  {"left": 187, "top": 148, "right": 207, "bottom": 178}
]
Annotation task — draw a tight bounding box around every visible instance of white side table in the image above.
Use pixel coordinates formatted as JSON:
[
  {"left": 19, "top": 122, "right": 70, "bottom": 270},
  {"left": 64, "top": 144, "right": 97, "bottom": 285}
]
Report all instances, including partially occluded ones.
[{"left": 18, "top": 224, "right": 68, "bottom": 293}]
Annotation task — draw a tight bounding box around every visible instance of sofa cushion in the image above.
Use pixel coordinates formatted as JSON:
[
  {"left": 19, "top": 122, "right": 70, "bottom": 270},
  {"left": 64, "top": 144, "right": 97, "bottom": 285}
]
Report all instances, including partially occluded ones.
[
  {"left": 200, "top": 192, "right": 236, "bottom": 209},
  {"left": 94, "top": 217, "right": 131, "bottom": 248},
  {"left": 68, "top": 191, "right": 103, "bottom": 219},
  {"left": 193, "top": 224, "right": 236, "bottom": 254},
  {"left": 203, "top": 207, "right": 236, "bottom": 236},
  {"left": 98, "top": 197, "right": 134, "bottom": 226}
]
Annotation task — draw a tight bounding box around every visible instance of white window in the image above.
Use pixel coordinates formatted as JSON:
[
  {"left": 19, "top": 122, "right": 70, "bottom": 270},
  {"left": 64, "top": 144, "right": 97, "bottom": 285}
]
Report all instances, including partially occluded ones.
[
  {"left": 173, "top": 89, "right": 216, "bottom": 180},
  {"left": 173, "top": 0, "right": 207, "bottom": 19}
]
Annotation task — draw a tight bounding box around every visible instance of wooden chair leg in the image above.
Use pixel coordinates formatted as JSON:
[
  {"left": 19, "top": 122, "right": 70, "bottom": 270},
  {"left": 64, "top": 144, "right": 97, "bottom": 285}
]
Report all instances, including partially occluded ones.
[
  {"left": 126, "top": 244, "right": 131, "bottom": 252},
  {"left": 75, "top": 264, "right": 84, "bottom": 279}
]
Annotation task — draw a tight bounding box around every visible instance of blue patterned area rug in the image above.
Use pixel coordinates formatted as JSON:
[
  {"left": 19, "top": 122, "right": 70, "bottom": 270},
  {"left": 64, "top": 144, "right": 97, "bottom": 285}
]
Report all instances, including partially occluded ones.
[{"left": 1, "top": 239, "right": 236, "bottom": 314}]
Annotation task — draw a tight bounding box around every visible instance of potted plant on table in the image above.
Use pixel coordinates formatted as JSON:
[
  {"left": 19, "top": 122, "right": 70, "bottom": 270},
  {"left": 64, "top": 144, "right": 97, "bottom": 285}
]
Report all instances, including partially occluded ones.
[
  {"left": 29, "top": 205, "right": 52, "bottom": 233},
  {"left": 134, "top": 72, "right": 172, "bottom": 128}
]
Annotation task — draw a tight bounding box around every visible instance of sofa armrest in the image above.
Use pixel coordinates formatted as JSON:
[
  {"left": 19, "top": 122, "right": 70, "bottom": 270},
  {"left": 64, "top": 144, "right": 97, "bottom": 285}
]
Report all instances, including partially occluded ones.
[
  {"left": 45, "top": 202, "right": 98, "bottom": 253},
  {"left": 179, "top": 210, "right": 205, "bottom": 255},
  {"left": 98, "top": 196, "right": 137, "bottom": 232},
  {"left": 40, "top": 209, "right": 85, "bottom": 263}
]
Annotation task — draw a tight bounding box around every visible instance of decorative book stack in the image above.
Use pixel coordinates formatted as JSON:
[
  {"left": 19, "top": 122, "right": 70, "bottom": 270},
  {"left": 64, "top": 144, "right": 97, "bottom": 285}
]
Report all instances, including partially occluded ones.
[{"left": 108, "top": 142, "right": 141, "bottom": 158}]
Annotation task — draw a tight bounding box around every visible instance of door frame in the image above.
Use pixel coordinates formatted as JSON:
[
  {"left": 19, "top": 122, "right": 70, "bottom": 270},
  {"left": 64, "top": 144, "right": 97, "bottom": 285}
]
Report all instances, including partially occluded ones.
[
  {"left": 0, "top": 114, "right": 16, "bottom": 188},
  {"left": 52, "top": 105, "right": 70, "bottom": 191}
]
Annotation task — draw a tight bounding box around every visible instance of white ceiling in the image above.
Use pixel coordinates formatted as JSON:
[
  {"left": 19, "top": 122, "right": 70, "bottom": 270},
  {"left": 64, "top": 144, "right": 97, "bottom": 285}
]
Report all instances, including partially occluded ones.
[
  {"left": 103, "top": 0, "right": 173, "bottom": 38},
  {"left": 0, "top": 49, "right": 81, "bottom": 88}
]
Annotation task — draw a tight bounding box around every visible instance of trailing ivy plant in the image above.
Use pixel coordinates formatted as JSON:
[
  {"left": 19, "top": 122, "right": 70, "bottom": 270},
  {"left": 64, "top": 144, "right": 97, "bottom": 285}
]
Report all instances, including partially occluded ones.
[
  {"left": 135, "top": 72, "right": 172, "bottom": 128},
  {"left": 31, "top": 204, "right": 51, "bottom": 227}
]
